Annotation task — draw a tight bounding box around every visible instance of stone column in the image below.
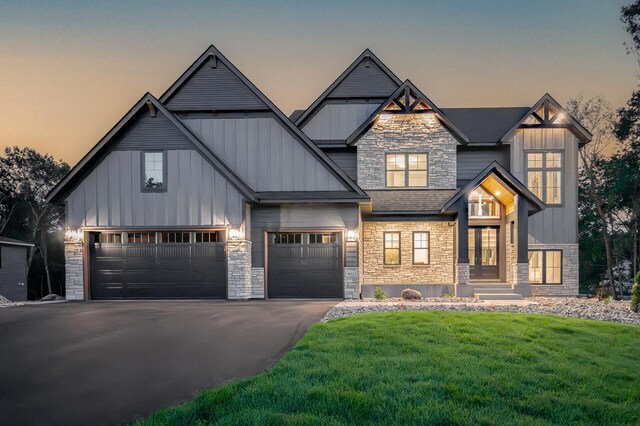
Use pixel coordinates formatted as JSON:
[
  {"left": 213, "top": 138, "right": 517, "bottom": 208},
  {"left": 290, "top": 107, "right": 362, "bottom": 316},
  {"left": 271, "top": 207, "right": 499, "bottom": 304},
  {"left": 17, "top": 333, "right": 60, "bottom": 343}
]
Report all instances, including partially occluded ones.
[
  {"left": 455, "top": 199, "right": 473, "bottom": 296},
  {"left": 64, "top": 241, "right": 84, "bottom": 300},
  {"left": 512, "top": 195, "right": 532, "bottom": 296},
  {"left": 227, "top": 240, "right": 252, "bottom": 300}
]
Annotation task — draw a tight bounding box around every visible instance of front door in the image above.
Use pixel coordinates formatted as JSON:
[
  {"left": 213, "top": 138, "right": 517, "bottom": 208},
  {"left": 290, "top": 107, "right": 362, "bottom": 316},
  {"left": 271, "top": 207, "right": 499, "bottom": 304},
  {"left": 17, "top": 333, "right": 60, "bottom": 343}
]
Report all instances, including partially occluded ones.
[{"left": 468, "top": 227, "right": 499, "bottom": 280}]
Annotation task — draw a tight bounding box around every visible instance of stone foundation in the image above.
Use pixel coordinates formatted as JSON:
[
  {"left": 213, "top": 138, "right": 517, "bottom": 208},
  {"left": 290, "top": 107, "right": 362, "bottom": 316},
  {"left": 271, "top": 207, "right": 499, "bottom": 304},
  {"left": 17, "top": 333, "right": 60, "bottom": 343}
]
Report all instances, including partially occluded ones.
[
  {"left": 251, "top": 267, "right": 265, "bottom": 299},
  {"left": 344, "top": 267, "right": 360, "bottom": 299},
  {"left": 455, "top": 263, "right": 473, "bottom": 296},
  {"left": 361, "top": 284, "right": 454, "bottom": 298},
  {"left": 512, "top": 262, "right": 532, "bottom": 297},
  {"left": 531, "top": 244, "right": 579, "bottom": 296},
  {"left": 227, "top": 240, "right": 252, "bottom": 300},
  {"left": 64, "top": 242, "right": 84, "bottom": 300}
]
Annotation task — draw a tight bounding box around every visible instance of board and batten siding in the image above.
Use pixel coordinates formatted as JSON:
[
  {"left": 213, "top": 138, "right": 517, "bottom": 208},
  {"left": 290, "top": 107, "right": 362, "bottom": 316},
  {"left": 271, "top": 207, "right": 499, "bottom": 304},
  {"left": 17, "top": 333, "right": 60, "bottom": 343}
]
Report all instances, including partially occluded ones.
[
  {"left": 323, "top": 148, "right": 357, "bottom": 182},
  {"left": 328, "top": 60, "right": 399, "bottom": 99},
  {"left": 182, "top": 117, "right": 347, "bottom": 192},
  {"left": 508, "top": 128, "right": 579, "bottom": 244},
  {"left": 65, "top": 150, "right": 244, "bottom": 228},
  {"left": 456, "top": 145, "right": 510, "bottom": 187},
  {"left": 301, "top": 103, "right": 380, "bottom": 140},
  {"left": 250, "top": 204, "right": 359, "bottom": 267}
]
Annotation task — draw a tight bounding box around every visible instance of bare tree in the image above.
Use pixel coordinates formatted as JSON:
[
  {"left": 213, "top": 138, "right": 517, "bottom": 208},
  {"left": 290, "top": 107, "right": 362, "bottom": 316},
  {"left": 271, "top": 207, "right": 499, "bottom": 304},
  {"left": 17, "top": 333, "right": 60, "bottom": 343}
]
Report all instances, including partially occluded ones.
[{"left": 565, "top": 95, "right": 620, "bottom": 298}]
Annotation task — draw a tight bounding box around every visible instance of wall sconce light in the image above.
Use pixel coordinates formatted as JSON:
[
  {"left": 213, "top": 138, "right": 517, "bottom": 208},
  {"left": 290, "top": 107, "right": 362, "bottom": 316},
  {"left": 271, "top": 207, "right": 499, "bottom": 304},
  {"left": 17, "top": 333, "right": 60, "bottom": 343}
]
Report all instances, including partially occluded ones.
[
  {"left": 228, "top": 227, "right": 243, "bottom": 240},
  {"left": 64, "top": 228, "right": 83, "bottom": 243},
  {"left": 346, "top": 229, "right": 357, "bottom": 241}
]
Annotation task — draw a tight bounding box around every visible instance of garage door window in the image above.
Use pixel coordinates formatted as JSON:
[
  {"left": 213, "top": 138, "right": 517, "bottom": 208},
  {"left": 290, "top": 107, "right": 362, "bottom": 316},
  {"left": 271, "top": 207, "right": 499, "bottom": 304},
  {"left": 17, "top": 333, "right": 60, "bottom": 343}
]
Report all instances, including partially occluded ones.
[
  {"left": 161, "top": 232, "right": 190, "bottom": 243},
  {"left": 195, "top": 232, "right": 219, "bottom": 243},
  {"left": 99, "top": 233, "right": 122, "bottom": 244},
  {"left": 128, "top": 232, "right": 156, "bottom": 244},
  {"left": 272, "top": 233, "right": 302, "bottom": 244},
  {"left": 309, "top": 233, "right": 337, "bottom": 244}
]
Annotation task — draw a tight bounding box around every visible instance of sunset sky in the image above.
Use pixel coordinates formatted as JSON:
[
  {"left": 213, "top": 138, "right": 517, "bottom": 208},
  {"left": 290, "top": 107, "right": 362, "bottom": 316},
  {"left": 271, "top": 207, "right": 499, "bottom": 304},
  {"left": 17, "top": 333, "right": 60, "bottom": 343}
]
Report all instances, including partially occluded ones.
[{"left": 0, "top": 0, "right": 636, "bottom": 165}]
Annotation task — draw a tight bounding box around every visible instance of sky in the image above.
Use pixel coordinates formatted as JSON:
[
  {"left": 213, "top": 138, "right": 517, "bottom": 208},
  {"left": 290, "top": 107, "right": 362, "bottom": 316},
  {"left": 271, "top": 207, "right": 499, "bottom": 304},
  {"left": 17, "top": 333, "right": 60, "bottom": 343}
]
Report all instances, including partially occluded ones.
[{"left": 0, "top": 0, "right": 637, "bottom": 166}]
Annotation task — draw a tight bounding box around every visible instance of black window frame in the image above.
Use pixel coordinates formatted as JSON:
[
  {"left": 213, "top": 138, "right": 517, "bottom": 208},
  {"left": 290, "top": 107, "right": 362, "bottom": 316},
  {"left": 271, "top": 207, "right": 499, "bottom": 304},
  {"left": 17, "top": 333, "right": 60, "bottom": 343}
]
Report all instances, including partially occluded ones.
[
  {"left": 309, "top": 233, "right": 338, "bottom": 244},
  {"left": 383, "top": 231, "right": 401, "bottom": 265},
  {"left": 141, "top": 150, "right": 168, "bottom": 192},
  {"left": 272, "top": 233, "right": 303, "bottom": 245},
  {"left": 528, "top": 249, "right": 563, "bottom": 285},
  {"left": 412, "top": 231, "right": 430, "bottom": 265},
  {"left": 525, "top": 150, "right": 563, "bottom": 206},
  {"left": 385, "top": 153, "right": 428, "bottom": 188}
]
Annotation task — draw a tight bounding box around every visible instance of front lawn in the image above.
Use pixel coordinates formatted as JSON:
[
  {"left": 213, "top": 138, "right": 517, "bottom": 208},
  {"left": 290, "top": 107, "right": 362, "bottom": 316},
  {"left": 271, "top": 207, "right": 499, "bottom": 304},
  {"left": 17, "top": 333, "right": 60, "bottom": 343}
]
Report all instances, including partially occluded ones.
[{"left": 137, "top": 312, "right": 640, "bottom": 425}]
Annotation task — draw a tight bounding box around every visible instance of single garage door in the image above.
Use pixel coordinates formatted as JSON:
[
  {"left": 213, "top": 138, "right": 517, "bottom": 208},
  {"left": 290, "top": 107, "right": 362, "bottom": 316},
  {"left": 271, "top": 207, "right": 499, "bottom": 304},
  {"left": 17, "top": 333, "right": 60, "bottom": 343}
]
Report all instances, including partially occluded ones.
[
  {"left": 267, "top": 232, "right": 342, "bottom": 298},
  {"left": 90, "top": 231, "right": 226, "bottom": 299}
]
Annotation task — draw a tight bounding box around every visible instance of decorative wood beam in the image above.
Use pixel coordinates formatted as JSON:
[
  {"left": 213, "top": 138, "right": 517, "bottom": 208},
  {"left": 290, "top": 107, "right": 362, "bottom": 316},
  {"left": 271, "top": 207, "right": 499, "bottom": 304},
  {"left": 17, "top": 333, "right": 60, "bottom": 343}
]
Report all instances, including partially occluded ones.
[
  {"left": 146, "top": 100, "right": 156, "bottom": 117},
  {"left": 404, "top": 87, "right": 411, "bottom": 112},
  {"left": 208, "top": 52, "right": 217, "bottom": 68}
]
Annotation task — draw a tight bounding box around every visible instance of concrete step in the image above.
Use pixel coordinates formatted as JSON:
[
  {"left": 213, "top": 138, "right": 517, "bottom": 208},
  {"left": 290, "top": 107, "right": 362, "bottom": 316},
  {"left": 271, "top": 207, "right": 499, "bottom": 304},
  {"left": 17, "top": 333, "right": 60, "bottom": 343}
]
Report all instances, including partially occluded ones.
[
  {"left": 474, "top": 292, "right": 523, "bottom": 301},
  {"left": 471, "top": 288, "right": 515, "bottom": 294}
]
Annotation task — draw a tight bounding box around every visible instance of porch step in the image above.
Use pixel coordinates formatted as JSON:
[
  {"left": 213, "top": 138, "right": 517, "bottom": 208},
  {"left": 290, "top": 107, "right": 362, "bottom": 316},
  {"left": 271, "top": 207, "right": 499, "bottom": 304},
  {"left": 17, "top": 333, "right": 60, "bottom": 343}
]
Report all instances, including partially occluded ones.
[{"left": 474, "top": 292, "right": 523, "bottom": 301}]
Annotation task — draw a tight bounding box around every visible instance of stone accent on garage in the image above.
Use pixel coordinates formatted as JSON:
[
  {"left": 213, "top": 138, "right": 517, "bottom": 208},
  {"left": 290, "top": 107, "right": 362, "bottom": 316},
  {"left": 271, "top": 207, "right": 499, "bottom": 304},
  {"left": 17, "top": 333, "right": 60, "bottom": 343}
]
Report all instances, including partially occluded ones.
[
  {"left": 64, "top": 242, "right": 84, "bottom": 301},
  {"left": 227, "top": 240, "right": 252, "bottom": 300},
  {"left": 531, "top": 244, "right": 579, "bottom": 296},
  {"left": 344, "top": 267, "right": 360, "bottom": 299},
  {"left": 251, "top": 267, "right": 265, "bottom": 299},
  {"left": 356, "top": 113, "right": 457, "bottom": 190},
  {"left": 362, "top": 221, "right": 454, "bottom": 286}
]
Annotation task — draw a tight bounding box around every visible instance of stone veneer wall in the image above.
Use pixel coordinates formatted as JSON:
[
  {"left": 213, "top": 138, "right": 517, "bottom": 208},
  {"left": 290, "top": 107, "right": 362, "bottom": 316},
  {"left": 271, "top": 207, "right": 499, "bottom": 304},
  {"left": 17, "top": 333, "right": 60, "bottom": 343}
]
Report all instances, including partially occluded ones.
[
  {"left": 251, "top": 267, "right": 265, "bottom": 299},
  {"left": 531, "top": 244, "right": 579, "bottom": 296},
  {"left": 64, "top": 242, "right": 84, "bottom": 300},
  {"left": 505, "top": 223, "right": 514, "bottom": 284},
  {"left": 363, "top": 221, "right": 454, "bottom": 285},
  {"left": 344, "top": 267, "right": 360, "bottom": 299},
  {"left": 357, "top": 113, "right": 457, "bottom": 190},
  {"left": 227, "top": 240, "right": 252, "bottom": 300}
]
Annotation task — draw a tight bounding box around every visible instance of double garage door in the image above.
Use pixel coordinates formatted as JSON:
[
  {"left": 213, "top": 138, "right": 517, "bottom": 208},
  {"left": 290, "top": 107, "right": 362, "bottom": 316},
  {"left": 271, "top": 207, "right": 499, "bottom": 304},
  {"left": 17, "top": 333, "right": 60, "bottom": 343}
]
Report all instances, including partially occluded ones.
[
  {"left": 90, "top": 231, "right": 226, "bottom": 299},
  {"left": 89, "top": 230, "right": 343, "bottom": 300},
  {"left": 267, "top": 232, "right": 343, "bottom": 299}
]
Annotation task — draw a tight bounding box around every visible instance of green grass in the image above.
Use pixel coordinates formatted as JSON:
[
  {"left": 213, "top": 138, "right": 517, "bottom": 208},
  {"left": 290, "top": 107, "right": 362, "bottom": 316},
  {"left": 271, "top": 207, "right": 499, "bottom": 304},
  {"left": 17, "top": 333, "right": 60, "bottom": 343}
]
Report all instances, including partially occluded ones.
[{"left": 136, "top": 312, "right": 640, "bottom": 425}]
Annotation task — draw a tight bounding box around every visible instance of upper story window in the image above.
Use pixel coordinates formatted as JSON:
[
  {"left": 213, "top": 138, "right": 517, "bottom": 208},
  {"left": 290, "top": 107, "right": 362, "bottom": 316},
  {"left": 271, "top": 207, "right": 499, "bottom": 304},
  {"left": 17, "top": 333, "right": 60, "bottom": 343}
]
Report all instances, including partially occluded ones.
[
  {"left": 526, "top": 151, "right": 562, "bottom": 205},
  {"left": 143, "top": 151, "right": 165, "bottom": 191},
  {"left": 386, "top": 153, "right": 428, "bottom": 188},
  {"left": 469, "top": 187, "right": 500, "bottom": 218}
]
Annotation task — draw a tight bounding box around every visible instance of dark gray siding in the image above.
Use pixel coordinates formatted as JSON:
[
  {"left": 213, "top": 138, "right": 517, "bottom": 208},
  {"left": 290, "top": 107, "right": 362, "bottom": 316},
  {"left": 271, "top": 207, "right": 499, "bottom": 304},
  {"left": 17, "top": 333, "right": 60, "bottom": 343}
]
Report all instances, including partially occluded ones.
[
  {"left": 65, "top": 150, "right": 244, "bottom": 228},
  {"left": 323, "top": 148, "right": 357, "bottom": 182},
  {"left": 182, "top": 117, "right": 347, "bottom": 191},
  {"left": 250, "top": 204, "right": 359, "bottom": 267},
  {"left": 0, "top": 245, "right": 29, "bottom": 301},
  {"left": 329, "top": 60, "right": 398, "bottom": 98},
  {"left": 510, "top": 128, "right": 579, "bottom": 244},
  {"left": 301, "top": 103, "right": 380, "bottom": 140},
  {"left": 165, "top": 61, "right": 267, "bottom": 111},
  {"left": 113, "top": 113, "right": 193, "bottom": 150},
  {"left": 456, "top": 145, "right": 510, "bottom": 187}
]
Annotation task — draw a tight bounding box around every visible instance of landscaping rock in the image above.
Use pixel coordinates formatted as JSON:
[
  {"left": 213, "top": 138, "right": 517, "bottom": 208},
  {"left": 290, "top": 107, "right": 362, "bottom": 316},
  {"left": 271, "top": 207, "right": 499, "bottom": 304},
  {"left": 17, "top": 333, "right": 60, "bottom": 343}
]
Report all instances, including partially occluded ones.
[
  {"left": 401, "top": 288, "right": 422, "bottom": 300},
  {"left": 40, "top": 294, "right": 65, "bottom": 301},
  {"left": 0, "top": 295, "right": 11, "bottom": 304},
  {"left": 322, "top": 297, "right": 640, "bottom": 326}
]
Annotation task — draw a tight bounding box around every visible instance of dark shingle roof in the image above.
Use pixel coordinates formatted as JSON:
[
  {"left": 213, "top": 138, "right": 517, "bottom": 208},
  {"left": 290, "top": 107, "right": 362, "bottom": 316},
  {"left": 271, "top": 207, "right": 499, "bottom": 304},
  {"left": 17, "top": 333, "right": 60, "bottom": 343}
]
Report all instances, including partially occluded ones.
[
  {"left": 0, "top": 236, "right": 34, "bottom": 247},
  {"left": 441, "top": 107, "right": 530, "bottom": 144},
  {"left": 367, "top": 189, "right": 459, "bottom": 213}
]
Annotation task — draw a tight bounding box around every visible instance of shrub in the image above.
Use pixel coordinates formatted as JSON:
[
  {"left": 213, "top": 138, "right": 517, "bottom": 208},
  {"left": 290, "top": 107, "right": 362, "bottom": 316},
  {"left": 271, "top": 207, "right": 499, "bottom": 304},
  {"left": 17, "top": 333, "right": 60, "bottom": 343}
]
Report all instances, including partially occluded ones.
[
  {"left": 373, "top": 287, "right": 386, "bottom": 301},
  {"left": 596, "top": 286, "right": 610, "bottom": 301},
  {"left": 631, "top": 272, "right": 640, "bottom": 313},
  {"left": 401, "top": 288, "right": 422, "bottom": 300}
]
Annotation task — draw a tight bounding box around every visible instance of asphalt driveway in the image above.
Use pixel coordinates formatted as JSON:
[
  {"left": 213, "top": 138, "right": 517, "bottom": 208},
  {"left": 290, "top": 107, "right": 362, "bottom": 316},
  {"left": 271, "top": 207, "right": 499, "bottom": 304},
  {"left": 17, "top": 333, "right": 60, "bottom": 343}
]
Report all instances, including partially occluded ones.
[{"left": 0, "top": 300, "right": 336, "bottom": 426}]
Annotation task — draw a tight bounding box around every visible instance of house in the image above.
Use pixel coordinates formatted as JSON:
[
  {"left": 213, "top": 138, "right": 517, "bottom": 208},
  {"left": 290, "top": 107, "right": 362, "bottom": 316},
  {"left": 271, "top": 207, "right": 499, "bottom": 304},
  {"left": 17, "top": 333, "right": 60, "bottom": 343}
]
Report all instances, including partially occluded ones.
[
  {"left": 46, "top": 46, "right": 590, "bottom": 301},
  {"left": 0, "top": 237, "right": 33, "bottom": 301}
]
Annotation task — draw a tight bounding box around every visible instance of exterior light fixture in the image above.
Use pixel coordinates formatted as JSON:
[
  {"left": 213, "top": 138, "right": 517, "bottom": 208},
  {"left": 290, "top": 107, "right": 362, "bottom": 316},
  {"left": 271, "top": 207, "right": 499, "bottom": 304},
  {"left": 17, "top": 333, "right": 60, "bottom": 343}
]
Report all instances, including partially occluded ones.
[
  {"left": 228, "top": 227, "right": 243, "bottom": 240},
  {"left": 64, "top": 228, "right": 83, "bottom": 243},
  {"left": 495, "top": 190, "right": 501, "bottom": 196},
  {"left": 346, "top": 229, "right": 357, "bottom": 241}
]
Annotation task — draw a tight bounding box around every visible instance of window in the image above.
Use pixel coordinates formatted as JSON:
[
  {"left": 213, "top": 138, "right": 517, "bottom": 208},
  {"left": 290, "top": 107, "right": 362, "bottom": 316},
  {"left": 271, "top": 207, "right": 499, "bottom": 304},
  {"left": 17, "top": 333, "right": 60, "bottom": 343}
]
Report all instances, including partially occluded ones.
[
  {"left": 526, "top": 152, "right": 562, "bottom": 205},
  {"left": 413, "top": 232, "right": 429, "bottom": 265},
  {"left": 386, "top": 153, "right": 428, "bottom": 187},
  {"left": 272, "top": 233, "right": 302, "bottom": 244},
  {"left": 98, "top": 233, "right": 122, "bottom": 244},
  {"left": 309, "top": 233, "right": 337, "bottom": 244},
  {"left": 528, "top": 250, "right": 562, "bottom": 284},
  {"left": 161, "top": 232, "right": 190, "bottom": 243},
  {"left": 468, "top": 187, "right": 501, "bottom": 218},
  {"left": 195, "top": 232, "right": 219, "bottom": 243},
  {"left": 127, "top": 232, "right": 156, "bottom": 244},
  {"left": 384, "top": 232, "right": 401, "bottom": 265},
  {"left": 143, "top": 151, "right": 165, "bottom": 190}
]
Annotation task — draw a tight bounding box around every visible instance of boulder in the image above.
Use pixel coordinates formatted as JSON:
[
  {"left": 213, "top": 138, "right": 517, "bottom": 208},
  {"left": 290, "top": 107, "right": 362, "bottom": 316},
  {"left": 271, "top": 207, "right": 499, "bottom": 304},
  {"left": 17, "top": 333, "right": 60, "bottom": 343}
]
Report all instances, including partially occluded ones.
[
  {"left": 40, "top": 294, "right": 65, "bottom": 301},
  {"left": 401, "top": 288, "right": 422, "bottom": 300}
]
